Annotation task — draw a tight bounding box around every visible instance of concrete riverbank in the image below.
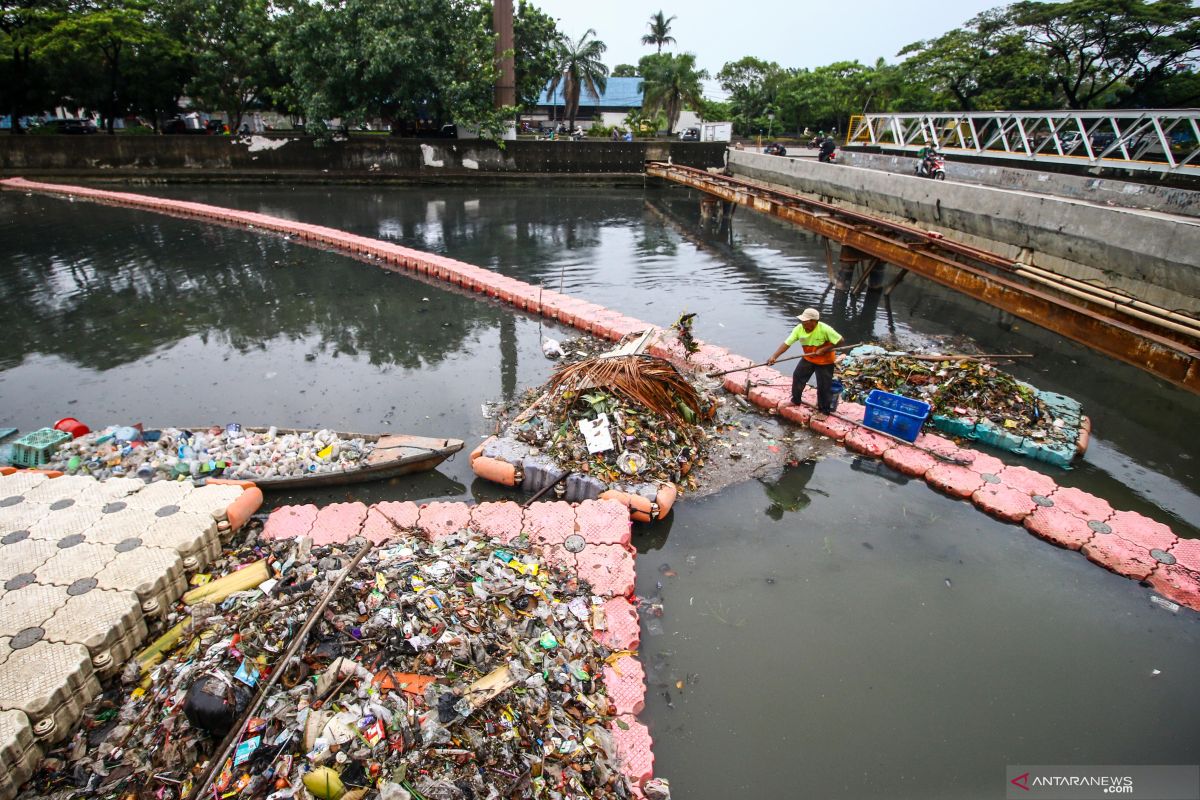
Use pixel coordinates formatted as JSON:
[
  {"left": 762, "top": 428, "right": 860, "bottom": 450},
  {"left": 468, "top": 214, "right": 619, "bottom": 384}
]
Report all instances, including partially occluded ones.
[
  {"left": 0, "top": 136, "right": 726, "bottom": 183},
  {"left": 727, "top": 149, "right": 1200, "bottom": 315}
]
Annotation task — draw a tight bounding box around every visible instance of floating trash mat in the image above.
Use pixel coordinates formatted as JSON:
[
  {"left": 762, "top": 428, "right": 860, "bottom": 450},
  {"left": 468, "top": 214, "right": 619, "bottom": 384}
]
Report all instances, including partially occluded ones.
[
  {"left": 473, "top": 352, "right": 718, "bottom": 522},
  {"left": 837, "top": 346, "right": 1090, "bottom": 467},
  {"left": 18, "top": 524, "right": 647, "bottom": 800}
]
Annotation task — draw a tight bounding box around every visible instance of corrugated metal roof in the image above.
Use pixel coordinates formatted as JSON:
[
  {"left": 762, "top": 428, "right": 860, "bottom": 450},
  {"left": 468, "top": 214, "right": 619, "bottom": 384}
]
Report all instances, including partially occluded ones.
[{"left": 538, "top": 76, "right": 643, "bottom": 109}]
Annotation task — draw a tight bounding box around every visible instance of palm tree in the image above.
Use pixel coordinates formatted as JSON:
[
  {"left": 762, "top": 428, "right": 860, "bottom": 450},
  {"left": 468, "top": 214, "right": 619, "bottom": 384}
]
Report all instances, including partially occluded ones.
[
  {"left": 641, "top": 11, "right": 677, "bottom": 54},
  {"left": 547, "top": 29, "right": 608, "bottom": 132},
  {"left": 642, "top": 53, "right": 707, "bottom": 134}
]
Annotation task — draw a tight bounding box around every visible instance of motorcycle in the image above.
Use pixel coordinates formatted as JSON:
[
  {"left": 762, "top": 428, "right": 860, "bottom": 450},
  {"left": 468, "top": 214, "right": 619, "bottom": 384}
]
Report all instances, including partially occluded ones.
[{"left": 916, "top": 152, "right": 946, "bottom": 180}]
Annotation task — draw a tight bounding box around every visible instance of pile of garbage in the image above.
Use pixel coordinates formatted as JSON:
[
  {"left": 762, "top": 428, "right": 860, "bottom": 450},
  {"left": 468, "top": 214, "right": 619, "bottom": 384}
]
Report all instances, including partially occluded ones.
[
  {"left": 24, "top": 527, "right": 637, "bottom": 800},
  {"left": 838, "top": 346, "right": 1083, "bottom": 454},
  {"left": 45, "top": 425, "right": 375, "bottom": 483}
]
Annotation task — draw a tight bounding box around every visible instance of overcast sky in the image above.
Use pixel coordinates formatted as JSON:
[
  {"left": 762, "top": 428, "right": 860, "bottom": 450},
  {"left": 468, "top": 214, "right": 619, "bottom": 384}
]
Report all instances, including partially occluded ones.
[{"left": 528, "top": 0, "right": 1004, "bottom": 99}]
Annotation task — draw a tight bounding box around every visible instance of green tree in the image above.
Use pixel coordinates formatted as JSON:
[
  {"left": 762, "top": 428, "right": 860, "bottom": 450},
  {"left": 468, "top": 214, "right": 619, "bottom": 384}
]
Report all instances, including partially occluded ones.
[
  {"left": 1, "top": 0, "right": 60, "bottom": 133},
  {"left": 716, "top": 56, "right": 786, "bottom": 135},
  {"left": 276, "top": 0, "right": 509, "bottom": 137},
  {"left": 547, "top": 28, "right": 607, "bottom": 131},
  {"left": 181, "top": 0, "right": 278, "bottom": 132},
  {"left": 640, "top": 51, "right": 706, "bottom": 134},
  {"left": 1006, "top": 0, "right": 1200, "bottom": 108},
  {"left": 612, "top": 63, "right": 638, "bottom": 77},
  {"left": 640, "top": 10, "right": 675, "bottom": 53},
  {"left": 898, "top": 10, "right": 1057, "bottom": 111},
  {"left": 512, "top": 0, "right": 561, "bottom": 112},
  {"left": 36, "top": 0, "right": 185, "bottom": 133}
]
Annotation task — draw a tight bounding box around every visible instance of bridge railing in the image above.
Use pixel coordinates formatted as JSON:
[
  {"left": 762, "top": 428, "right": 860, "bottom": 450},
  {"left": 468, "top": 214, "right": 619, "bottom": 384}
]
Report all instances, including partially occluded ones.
[{"left": 846, "top": 110, "right": 1200, "bottom": 176}]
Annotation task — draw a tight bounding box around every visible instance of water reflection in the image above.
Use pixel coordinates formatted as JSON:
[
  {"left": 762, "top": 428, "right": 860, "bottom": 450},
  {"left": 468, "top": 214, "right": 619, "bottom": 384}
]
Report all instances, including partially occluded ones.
[
  {"left": 760, "top": 459, "right": 821, "bottom": 518},
  {"left": 0, "top": 194, "right": 508, "bottom": 372}
]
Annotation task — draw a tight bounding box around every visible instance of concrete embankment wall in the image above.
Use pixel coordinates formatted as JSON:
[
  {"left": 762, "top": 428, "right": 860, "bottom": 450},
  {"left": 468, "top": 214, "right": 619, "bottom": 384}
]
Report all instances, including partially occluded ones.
[
  {"left": 728, "top": 149, "right": 1200, "bottom": 315},
  {"left": 839, "top": 149, "right": 1200, "bottom": 218},
  {"left": 0, "top": 136, "right": 726, "bottom": 182}
]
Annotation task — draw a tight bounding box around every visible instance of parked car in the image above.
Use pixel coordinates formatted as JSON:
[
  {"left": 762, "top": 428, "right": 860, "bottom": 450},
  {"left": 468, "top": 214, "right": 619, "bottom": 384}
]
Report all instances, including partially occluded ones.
[
  {"left": 678, "top": 127, "right": 700, "bottom": 141},
  {"left": 38, "top": 118, "right": 98, "bottom": 134},
  {"left": 162, "top": 117, "right": 224, "bottom": 135}
]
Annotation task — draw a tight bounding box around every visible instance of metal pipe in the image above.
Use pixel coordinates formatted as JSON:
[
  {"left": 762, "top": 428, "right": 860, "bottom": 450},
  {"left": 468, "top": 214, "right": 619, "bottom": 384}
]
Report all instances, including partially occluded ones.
[
  {"left": 1011, "top": 263, "right": 1200, "bottom": 337},
  {"left": 1012, "top": 267, "right": 1200, "bottom": 341}
]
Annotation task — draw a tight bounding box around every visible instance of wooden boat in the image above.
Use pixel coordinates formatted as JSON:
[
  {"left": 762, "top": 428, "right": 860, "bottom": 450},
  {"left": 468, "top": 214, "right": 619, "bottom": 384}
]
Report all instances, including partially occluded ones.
[{"left": 219, "top": 428, "right": 465, "bottom": 490}]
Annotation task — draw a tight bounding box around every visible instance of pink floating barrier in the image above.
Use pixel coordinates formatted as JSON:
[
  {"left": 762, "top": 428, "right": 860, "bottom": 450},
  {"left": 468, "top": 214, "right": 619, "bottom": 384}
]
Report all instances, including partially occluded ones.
[
  {"left": 1081, "top": 532, "right": 1161, "bottom": 580},
  {"left": 575, "top": 544, "right": 636, "bottom": 598},
  {"left": 747, "top": 383, "right": 791, "bottom": 410},
  {"left": 469, "top": 501, "right": 525, "bottom": 544},
  {"left": 883, "top": 445, "right": 939, "bottom": 477},
  {"left": 310, "top": 502, "right": 368, "bottom": 545},
  {"left": 417, "top": 501, "right": 472, "bottom": 541},
  {"left": 1106, "top": 510, "right": 1177, "bottom": 552},
  {"left": 972, "top": 484, "right": 1037, "bottom": 523},
  {"left": 1146, "top": 564, "right": 1200, "bottom": 611},
  {"left": 575, "top": 500, "right": 633, "bottom": 546},
  {"left": 595, "top": 597, "right": 640, "bottom": 651},
  {"left": 778, "top": 402, "right": 813, "bottom": 426},
  {"left": 611, "top": 715, "right": 655, "bottom": 786},
  {"left": 523, "top": 501, "right": 577, "bottom": 546},
  {"left": 926, "top": 463, "right": 986, "bottom": 499},
  {"left": 361, "top": 502, "right": 420, "bottom": 544},
  {"left": 603, "top": 655, "right": 647, "bottom": 715},
  {"left": 845, "top": 426, "right": 893, "bottom": 458},
  {"left": 1049, "top": 486, "right": 1114, "bottom": 522},
  {"left": 809, "top": 414, "right": 854, "bottom": 441},
  {"left": 1024, "top": 505, "right": 1096, "bottom": 550},
  {"left": 995, "top": 464, "right": 1057, "bottom": 497},
  {"left": 262, "top": 504, "right": 318, "bottom": 541}
]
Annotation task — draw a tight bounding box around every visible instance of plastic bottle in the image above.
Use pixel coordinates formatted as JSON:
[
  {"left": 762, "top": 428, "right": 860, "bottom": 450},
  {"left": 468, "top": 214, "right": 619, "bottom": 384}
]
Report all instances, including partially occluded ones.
[{"left": 1150, "top": 595, "right": 1180, "bottom": 613}]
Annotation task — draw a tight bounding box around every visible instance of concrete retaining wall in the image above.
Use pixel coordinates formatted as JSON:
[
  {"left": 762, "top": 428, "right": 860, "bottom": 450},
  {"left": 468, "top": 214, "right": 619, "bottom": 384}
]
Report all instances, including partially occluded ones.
[
  {"left": 728, "top": 149, "right": 1200, "bottom": 314},
  {"left": 0, "top": 136, "right": 726, "bottom": 181},
  {"left": 839, "top": 149, "right": 1200, "bottom": 218}
]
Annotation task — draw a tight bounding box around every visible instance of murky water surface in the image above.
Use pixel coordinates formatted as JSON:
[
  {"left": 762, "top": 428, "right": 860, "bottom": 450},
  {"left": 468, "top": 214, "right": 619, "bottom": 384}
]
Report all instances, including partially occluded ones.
[{"left": 2, "top": 184, "right": 1197, "bottom": 798}]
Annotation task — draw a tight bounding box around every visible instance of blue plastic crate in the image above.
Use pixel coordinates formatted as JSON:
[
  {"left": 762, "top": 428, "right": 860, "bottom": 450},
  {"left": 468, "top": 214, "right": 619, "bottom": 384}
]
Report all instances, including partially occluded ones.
[{"left": 863, "top": 390, "right": 931, "bottom": 442}]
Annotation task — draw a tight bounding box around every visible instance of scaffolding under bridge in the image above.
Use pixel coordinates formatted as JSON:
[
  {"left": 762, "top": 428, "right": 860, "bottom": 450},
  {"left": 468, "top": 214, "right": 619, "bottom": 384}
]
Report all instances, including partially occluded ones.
[{"left": 846, "top": 109, "right": 1200, "bottom": 177}]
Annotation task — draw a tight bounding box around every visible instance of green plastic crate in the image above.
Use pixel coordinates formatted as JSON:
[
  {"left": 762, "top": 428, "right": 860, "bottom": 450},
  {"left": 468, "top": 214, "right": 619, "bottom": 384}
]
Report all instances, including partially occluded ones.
[{"left": 10, "top": 428, "right": 72, "bottom": 468}]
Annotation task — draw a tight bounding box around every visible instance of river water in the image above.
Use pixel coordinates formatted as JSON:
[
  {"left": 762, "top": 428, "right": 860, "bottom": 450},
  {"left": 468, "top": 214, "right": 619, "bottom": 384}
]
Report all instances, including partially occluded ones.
[{"left": 1, "top": 183, "right": 1197, "bottom": 798}]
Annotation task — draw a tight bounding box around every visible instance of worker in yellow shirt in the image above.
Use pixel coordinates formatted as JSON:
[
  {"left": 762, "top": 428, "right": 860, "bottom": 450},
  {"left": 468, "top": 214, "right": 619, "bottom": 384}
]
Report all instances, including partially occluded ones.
[{"left": 766, "top": 307, "right": 843, "bottom": 420}]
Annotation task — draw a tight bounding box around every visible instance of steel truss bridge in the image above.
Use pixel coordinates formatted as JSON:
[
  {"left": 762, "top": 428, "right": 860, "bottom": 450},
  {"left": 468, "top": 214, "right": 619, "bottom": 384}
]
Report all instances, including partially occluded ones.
[{"left": 846, "top": 110, "right": 1200, "bottom": 176}]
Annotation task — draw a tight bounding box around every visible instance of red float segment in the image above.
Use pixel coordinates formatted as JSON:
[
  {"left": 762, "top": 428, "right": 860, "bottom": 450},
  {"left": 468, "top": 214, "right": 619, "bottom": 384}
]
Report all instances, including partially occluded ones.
[
  {"left": 417, "top": 501, "right": 472, "bottom": 542},
  {"left": 883, "top": 445, "right": 938, "bottom": 477},
  {"left": 1081, "top": 534, "right": 1160, "bottom": 581},
  {"left": 468, "top": 501, "right": 525, "bottom": 544},
  {"left": 603, "top": 655, "right": 647, "bottom": 716},
  {"left": 835, "top": 402, "right": 866, "bottom": 423},
  {"left": 611, "top": 715, "right": 655, "bottom": 787},
  {"left": 912, "top": 432, "right": 967, "bottom": 461},
  {"left": 262, "top": 504, "right": 318, "bottom": 541},
  {"left": 809, "top": 414, "right": 855, "bottom": 441},
  {"left": 926, "top": 463, "right": 986, "bottom": 498},
  {"left": 1024, "top": 506, "right": 1096, "bottom": 551},
  {"left": 1146, "top": 564, "right": 1200, "bottom": 611},
  {"left": 959, "top": 451, "right": 1006, "bottom": 476},
  {"left": 310, "top": 502, "right": 368, "bottom": 545},
  {"left": 778, "top": 403, "right": 813, "bottom": 426},
  {"left": 1105, "top": 511, "right": 1177, "bottom": 552},
  {"left": 362, "top": 507, "right": 405, "bottom": 545},
  {"left": 1049, "top": 486, "right": 1114, "bottom": 523},
  {"left": 1168, "top": 538, "right": 1200, "bottom": 573},
  {"left": 523, "top": 501, "right": 577, "bottom": 546},
  {"left": 971, "top": 484, "right": 1036, "bottom": 523},
  {"left": 844, "top": 427, "right": 893, "bottom": 458},
  {"left": 371, "top": 501, "right": 421, "bottom": 532},
  {"left": 995, "top": 464, "right": 1057, "bottom": 497},
  {"left": 575, "top": 544, "right": 636, "bottom": 598},
  {"left": 747, "top": 383, "right": 791, "bottom": 411},
  {"left": 595, "top": 597, "right": 640, "bottom": 651},
  {"left": 575, "top": 500, "right": 633, "bottom": 546}
]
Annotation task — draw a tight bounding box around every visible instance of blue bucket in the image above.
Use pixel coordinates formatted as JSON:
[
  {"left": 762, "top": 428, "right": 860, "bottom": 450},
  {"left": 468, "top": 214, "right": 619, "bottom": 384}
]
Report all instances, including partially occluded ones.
[{"left": 830, "top": 379, "right": 844, "bottom": 412}]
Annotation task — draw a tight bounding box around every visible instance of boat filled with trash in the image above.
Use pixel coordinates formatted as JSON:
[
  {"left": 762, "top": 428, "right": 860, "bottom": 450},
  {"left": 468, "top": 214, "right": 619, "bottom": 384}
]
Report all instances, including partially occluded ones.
[
  {"left": 838, "top": 345, "right": 1089, "bottom": 467},
  {"left": 43, "top": 425, "right": 376, "bottom": 483},
  {"left": 22, "top": 525, "right": 641, "bottom": 800},
  {"left": 471, "top": 352, "right": 717, "bottom": 522}
]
